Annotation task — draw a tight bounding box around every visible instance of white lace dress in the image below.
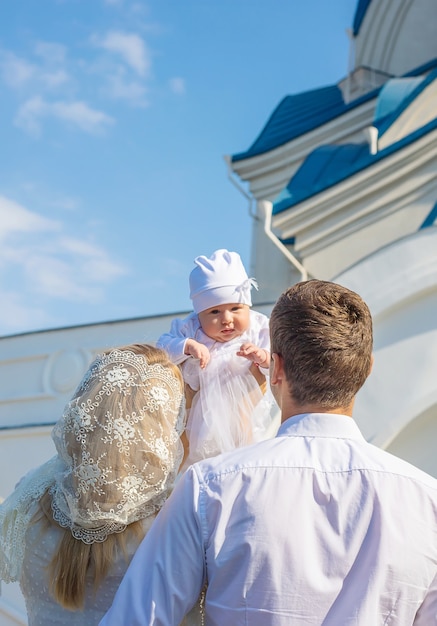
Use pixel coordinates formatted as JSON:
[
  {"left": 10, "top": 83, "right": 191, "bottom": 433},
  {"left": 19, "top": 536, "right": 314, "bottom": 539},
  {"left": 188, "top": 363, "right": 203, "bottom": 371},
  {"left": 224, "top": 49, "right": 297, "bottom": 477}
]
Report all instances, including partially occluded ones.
[
  {"left": 20, "top": 509, "right": 203, "bottom": 625},
  {"left": 20, "top": 510, "right": 148, "bottom": 625}
]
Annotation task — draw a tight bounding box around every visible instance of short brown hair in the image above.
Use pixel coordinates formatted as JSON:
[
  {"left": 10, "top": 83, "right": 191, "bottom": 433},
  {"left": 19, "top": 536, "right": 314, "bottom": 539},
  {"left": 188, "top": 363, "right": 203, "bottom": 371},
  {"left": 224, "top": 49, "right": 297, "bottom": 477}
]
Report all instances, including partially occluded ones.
[{"left": 270, "top": 280, "right": 373, "bottom": 409}]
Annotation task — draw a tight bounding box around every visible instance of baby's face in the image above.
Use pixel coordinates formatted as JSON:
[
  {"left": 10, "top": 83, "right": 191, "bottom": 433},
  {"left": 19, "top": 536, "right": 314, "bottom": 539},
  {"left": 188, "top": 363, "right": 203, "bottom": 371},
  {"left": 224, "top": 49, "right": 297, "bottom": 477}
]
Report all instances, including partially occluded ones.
[{"left": 198, "top": 303, "right": 250, "bottom": 343}]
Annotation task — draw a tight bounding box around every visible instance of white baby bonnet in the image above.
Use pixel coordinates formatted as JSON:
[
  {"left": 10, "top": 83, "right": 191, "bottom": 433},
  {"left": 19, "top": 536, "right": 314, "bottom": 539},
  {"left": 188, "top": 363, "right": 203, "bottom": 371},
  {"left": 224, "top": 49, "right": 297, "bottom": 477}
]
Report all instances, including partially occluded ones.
[{"left": 189, "top": 249, "right": 258, "bottom": 313}]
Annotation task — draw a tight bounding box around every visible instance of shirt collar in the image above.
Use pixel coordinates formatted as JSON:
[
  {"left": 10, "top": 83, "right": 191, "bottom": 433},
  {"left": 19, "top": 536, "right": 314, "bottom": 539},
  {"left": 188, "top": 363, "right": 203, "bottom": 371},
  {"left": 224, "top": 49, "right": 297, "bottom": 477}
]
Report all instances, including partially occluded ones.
[{"left": 277, "top": 412, "right": 366, "bottom": 442}]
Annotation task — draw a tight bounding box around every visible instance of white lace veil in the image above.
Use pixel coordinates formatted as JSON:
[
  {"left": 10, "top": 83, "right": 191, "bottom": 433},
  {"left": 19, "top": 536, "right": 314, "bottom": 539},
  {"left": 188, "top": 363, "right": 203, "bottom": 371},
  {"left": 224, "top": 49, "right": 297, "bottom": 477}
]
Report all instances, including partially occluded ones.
[{"left": 0, "top": 345, "right": 185, "bottom": 583}]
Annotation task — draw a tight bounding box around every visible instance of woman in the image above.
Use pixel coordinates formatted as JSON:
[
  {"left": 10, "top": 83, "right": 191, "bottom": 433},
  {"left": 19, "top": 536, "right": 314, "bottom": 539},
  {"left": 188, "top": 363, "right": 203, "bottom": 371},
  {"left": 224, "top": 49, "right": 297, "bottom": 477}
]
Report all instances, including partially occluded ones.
[{"left": 0, "top": 344, "right": 200, "bottom": 625}]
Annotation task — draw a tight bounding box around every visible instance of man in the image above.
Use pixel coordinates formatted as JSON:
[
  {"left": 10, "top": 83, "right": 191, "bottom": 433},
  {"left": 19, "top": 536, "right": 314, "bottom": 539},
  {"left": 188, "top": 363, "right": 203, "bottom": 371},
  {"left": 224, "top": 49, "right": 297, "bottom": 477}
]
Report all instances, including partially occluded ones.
[{"left": 100, "top": 280, "right": 437, "bottom": 625}]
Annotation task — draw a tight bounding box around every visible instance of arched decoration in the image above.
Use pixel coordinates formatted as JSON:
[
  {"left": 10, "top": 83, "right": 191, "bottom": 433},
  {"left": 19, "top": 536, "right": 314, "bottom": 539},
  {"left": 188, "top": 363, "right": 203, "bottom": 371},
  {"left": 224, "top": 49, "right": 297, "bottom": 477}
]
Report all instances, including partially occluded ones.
[
  {"left": 384, "top": 397, "right": 437, "bottom": 478},
  {"left": 42, "top": 348, "right": 93, "bottom": 395},
  {"left": 354, "top": 0, "right": 437, "bottom": 78}
]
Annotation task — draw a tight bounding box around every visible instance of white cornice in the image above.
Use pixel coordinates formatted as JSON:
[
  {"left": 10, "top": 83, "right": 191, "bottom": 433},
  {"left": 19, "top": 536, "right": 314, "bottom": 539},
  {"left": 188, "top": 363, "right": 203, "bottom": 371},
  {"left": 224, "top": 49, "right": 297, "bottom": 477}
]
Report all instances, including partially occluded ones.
[
  {"left": 229, "top": 98, "right": 376, "bottom": 199},
  {"left": 272, "top": 126, "right": 437, "bottom": 256}
]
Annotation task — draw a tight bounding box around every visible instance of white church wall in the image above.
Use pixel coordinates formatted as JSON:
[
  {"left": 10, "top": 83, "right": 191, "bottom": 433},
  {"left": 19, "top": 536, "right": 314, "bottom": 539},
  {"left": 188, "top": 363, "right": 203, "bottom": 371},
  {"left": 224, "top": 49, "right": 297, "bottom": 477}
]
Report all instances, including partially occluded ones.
[
  {"left": 336, "top": 227, "right": 437, "bottom": 477},
  {"left": 354, "top": 0, "right": 437, "bottom": 78}
]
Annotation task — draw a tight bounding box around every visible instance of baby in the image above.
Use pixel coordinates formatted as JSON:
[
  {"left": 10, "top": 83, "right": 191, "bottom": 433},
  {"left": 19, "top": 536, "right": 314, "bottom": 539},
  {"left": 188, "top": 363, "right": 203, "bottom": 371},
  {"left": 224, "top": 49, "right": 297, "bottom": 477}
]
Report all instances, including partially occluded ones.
[{"left": 157, "top": 249, "right": 278, "bottom": 470}]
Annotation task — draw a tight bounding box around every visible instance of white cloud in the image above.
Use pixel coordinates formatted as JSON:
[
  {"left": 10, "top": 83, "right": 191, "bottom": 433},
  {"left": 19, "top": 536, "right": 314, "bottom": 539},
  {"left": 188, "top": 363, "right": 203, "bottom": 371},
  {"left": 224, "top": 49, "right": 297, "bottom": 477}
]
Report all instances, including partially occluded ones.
[
  {"left": 96, "top": 31, "right": 151, "bottom": 77},
  {"left": 169, "top": 77, "right": 186, "bottom": 95},
  {"left": 52, "top": 100, "right": 114, "bottom": 132},
  {"left": 34, "top": 41, "right": 66, "bottom": 65},
  {"left": 0, "top": 49, "right": 69, "bottom": 90},
  {"left": 13, "top": 96, "right": 45, "bottom": 135},
  {"left": 15, "top": 96, "right": 114, "bottom": 136},
  {"left": 107, "top": 70, "right": 149, "bottom": 106},
  {"left": 0, "top": 195, "right": 128, "bottom": 332},
  {"left": 41, "top": 69, "right": 69, "bottom": 88},
  {"left": 20, "top": 244, "right": 126, "bottom": 300},
  {"left": 59, "top": 236, "right": 126, "bottom": 282},
  {"left": 0, "top": 290, "right": 51, "bottom": 335},
  {"left": 23, "top": 254, "right": 96, "bottom": 299},
  {"left": 1, "top": 31, "right": 155, "bottom": 119},
  {"left": 0, "top": 195, "right": 59, "bottom": 241},
  {"left": 0, "top": 51, "right": 35, "bottom": 87}
]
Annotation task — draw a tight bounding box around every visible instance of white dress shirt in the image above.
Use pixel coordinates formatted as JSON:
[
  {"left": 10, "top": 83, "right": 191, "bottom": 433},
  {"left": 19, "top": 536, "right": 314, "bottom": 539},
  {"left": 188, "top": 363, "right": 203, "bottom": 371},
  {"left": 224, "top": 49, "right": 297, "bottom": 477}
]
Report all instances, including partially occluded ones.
[{"left": 100, "top": 413, "right": 437, "bottom": 625}]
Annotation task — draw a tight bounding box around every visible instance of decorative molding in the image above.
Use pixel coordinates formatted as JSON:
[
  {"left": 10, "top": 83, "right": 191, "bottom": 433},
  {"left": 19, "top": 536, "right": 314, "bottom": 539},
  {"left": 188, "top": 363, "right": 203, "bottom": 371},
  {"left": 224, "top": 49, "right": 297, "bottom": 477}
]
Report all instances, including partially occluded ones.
[
  {"left": 369, "top": 389, "right": 437, "bottom": 449},
  {"left": 272, "top": 127, "right": 437, "bottom": 260},
  {"left": 42, "top": 348, "right": 93, "bottom": 395}
]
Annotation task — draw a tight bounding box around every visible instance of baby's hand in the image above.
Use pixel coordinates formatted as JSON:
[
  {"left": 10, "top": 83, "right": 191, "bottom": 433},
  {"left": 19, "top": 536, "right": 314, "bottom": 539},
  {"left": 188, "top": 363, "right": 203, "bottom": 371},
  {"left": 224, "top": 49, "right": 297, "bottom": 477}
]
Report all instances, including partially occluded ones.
[
  {"left": 237, "top": 343, "right": 271, "bottom": 369},
  {"left": 184, "top": 339, "right": 211, "bottom": 369}
]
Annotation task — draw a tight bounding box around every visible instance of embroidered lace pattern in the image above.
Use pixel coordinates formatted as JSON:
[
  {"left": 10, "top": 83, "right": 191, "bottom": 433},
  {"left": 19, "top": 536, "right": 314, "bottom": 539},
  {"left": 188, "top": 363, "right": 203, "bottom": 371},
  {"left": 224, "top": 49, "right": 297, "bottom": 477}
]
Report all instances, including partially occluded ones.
[
  {"left": 0, "top": 457, "right": 62, "bottom": 584},
  {"left": 0, "top": 348, "right": 185, "bottom": 582}
]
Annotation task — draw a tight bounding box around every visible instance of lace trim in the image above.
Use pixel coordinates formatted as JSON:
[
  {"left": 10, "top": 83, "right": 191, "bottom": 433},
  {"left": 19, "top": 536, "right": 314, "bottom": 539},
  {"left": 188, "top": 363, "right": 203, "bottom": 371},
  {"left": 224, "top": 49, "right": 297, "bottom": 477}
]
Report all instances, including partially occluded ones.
[
  {"left": 0, "top": 456, "right": 61, "bottom": 583},
  {"left": 50, "top": 491, "right": 127, "bottom": 543},
  {"left": 0, "top": 347, "right": 185, "bottom": 583}
]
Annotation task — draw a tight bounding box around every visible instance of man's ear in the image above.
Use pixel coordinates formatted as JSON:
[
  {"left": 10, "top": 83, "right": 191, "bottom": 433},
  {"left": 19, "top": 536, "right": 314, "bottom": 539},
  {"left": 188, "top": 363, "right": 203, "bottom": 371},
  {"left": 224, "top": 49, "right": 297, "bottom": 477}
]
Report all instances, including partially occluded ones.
[
  {"left": 368, "top": 353, "right": 374, "bottom": 376},
  {"left": 270, "top": 353, "right": 285, "bottom": 387}
]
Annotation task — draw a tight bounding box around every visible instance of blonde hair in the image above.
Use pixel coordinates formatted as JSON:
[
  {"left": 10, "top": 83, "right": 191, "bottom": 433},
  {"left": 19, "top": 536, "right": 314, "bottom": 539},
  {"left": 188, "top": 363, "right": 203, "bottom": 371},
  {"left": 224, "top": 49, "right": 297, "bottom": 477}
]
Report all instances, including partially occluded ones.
[{"left": 34, "top": 343, "right": 184, "bottom": 610}]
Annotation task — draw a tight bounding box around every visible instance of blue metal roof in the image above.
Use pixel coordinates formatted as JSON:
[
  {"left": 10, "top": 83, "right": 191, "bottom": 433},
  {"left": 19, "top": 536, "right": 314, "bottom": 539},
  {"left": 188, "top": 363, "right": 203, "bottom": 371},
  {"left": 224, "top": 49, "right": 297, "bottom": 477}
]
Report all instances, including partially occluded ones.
[
  {"left": 376, "top": 69, "right": 437, "bottom": 137},
  {"left": 231, "top": 86, "right": 378, "bottom": 162},
  {"left": 420, "top": 201, "right": 437, "bottom": 230},
  {"left": 353, "top": 0, "right": 373, "bottom": 36},
  {"left": 231, "top": 57, "right": 437, "bottom": 164},
  {"left": 374, "top": 77, "right": 423, "bottom": 124},
  {"left": 273, "top": 144, "right": 369, "bottom": 213},
  {"left": 273, "top": 118, "right": 437, "bottom": 215}
]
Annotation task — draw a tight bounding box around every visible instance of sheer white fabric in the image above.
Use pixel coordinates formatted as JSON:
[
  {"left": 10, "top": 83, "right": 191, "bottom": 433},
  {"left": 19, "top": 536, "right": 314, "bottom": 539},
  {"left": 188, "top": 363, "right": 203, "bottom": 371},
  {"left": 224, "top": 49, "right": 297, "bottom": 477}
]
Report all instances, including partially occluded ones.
[
  {"left": 50, "top": 349, "right": 185, "bottom": 543},
  {"left": 181, "top": 339, "right": 276, "bottom": 469}
]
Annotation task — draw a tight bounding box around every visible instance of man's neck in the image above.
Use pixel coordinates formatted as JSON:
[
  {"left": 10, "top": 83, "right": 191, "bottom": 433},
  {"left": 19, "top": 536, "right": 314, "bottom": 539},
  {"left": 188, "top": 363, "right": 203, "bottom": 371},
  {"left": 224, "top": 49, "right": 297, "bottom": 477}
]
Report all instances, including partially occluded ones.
[{"left": 280, "top": 401, "right": 354, "bottom": 424}]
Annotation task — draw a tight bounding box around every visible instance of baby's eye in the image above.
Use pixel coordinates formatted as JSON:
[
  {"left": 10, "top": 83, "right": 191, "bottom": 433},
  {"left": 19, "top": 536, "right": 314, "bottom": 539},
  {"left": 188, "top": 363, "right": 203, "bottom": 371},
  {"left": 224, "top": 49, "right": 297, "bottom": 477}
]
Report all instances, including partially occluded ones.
[{"left": 210, "top": 309, "right": 220, "bottom": 315}]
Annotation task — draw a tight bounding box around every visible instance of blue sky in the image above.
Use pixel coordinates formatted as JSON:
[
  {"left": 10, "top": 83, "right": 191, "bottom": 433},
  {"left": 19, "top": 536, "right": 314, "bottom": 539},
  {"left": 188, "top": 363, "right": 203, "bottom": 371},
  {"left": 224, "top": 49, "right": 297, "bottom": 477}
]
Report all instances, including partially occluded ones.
[{"left": 0, "top": 0, "right": 356, "bottom": 337}]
